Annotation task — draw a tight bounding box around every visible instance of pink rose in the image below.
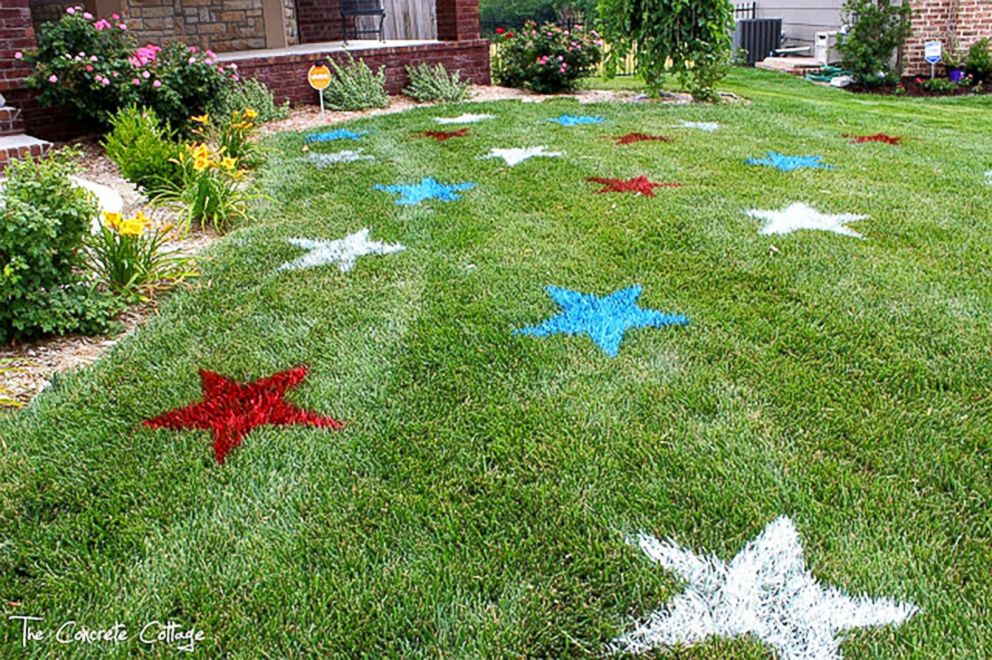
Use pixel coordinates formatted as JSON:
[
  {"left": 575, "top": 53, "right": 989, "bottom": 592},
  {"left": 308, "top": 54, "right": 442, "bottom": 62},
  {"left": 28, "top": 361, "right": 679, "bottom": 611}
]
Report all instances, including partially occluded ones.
[
  {"left": 142, "top": 70, "right": 151, "bottom": 78},
  {"left": 153, "top": 80, "right": 162, "bottom": 88},
  {"left": 14, "top": 51, "right": 22, "bottom": 60},
  {"left": 118, "top": 23, "right": 127, "bottom": 30},
  {"left": 112, "top": 12, "right": 119, "bottom": 19},
  {"left": 48, "top": 74, "right": 58, "bottom": 83},
  {"left": 132, "top": 78, "right": 140, "bottom": 85},
  {"left": 83, "top": 12, "right": 92, "bottom": 19},
  {"left": 66, "top": 7, "right": 75, "bottom": 14},
  {"left": 94, "top": 18, "right": 110, "bottom": 30},
  {"left": 90, "top": 55, "right": 98, "bottom": 61},
  {"left": 85, "top": 64, "right": 93, "bottom": 71},
  {"left": 232, "top": 74, "right": 240, "bottom": 82}
]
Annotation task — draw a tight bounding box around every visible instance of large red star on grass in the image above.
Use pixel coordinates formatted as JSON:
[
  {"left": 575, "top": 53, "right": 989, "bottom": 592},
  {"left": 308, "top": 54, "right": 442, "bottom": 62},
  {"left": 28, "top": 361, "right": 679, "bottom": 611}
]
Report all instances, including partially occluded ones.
[
  {"left": 144, "top": 365, "right": 343, "bottom": 464},
  {"left": 419, "top": 128, "right": 470, "bottom": 141},
  {"left": 846, "top": 133, "right": 902, "bottom": 145},
  {"left": 614, "top": 133, "right": 672, "bottom": 145},
  {"left": 587, "top": 176, "right": 682, "bottom": 197}
]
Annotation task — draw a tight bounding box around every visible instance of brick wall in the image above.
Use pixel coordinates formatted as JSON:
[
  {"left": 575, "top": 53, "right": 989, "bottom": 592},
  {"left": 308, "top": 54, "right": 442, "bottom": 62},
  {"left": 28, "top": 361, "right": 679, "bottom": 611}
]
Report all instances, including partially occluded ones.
[
  {"left": 1, "top": 0, "right": 35, "bottom": 134},
  {"left": 296, "top": 0, "right": 347, "bottom": 43},
  {"left": 436, "top": 0, "right": 479, "bottom": 41},
  {"left": 905, "top": 0, "right": 992, "bottom": 75},
  {"left": 230, "top": 39, "right": 490, "bottom": 103}
]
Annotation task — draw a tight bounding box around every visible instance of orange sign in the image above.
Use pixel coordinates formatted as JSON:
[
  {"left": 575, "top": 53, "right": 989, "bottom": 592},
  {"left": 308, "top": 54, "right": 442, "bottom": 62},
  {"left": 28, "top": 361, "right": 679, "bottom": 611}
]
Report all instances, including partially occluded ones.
[{"left": 308, "top": 64, "right": 332, "bottom": 91}]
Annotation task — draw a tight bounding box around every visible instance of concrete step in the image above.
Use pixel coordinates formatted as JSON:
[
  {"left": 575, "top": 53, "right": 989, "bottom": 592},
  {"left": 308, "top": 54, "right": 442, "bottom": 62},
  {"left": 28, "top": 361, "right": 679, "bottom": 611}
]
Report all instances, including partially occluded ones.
[{"left": 0, "top": 134, "right": 53, "bottom": 172}]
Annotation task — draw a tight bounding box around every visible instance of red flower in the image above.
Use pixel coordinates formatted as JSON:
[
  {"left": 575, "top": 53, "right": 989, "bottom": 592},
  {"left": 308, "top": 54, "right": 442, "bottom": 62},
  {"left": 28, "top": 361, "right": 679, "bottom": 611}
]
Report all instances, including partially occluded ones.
[
  {"left": 496, "top": 27, "right": 505, "bottom": 34},
  {"left": 505, "top": 32, "right": 514, "bottom": 38}
]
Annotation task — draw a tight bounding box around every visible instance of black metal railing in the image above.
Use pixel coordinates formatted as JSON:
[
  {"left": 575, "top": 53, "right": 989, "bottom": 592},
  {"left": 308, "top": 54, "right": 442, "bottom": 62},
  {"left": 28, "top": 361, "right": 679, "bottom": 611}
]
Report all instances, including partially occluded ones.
[{"left": 734, "top": 2, "right": 757, "bottom": 20}]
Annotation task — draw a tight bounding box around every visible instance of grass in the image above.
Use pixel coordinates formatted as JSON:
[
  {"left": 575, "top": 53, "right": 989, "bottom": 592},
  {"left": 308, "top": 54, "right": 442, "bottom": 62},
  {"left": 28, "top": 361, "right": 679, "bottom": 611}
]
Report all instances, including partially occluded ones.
[{"left": 2, "top": 67, "right": 991, "bottom": 656}]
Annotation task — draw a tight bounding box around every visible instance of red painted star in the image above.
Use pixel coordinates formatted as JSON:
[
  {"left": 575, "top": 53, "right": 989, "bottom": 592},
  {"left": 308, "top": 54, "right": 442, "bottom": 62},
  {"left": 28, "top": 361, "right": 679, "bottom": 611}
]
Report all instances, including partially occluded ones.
[
  {"left": 846, "top": 133, "right": 902, "bottom": 145},
  {"left": 614, "top": 133, "right": 672, "bottom": 145},
  {"left": 587, "top": 176, "right": 682, "bottom": 197},
  {"left": 144, "top": 365, "right": 343, "bottom": 464},
  {"left": 420, "top": 128, "right": 469, "bottom": 141}
]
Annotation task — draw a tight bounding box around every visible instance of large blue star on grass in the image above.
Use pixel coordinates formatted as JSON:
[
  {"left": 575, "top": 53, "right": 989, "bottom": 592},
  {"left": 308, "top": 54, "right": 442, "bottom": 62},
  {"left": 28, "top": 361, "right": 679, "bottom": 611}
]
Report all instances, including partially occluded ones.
[
  {"left": 305, "top": 129, "right": 368, "bottom": 143},
  {"left": 546, "top": 114, "right": 605, "bottom": 126},
  {"left": 374, "top": 177, "right": 476, "bottom": 206},
  {"left": 745, "top": 151, "right": 833, "bottom": 172},
  {"left": 515, "top": 285, "right": 688, "bottom": 357}
]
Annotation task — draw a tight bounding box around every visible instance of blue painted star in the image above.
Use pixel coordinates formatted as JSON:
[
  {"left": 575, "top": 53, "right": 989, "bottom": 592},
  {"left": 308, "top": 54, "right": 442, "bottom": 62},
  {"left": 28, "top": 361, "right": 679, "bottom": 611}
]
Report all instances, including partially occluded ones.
[
  {"left": 305, "top": 129, "right": 368, "bottom": 143},
  {"left": 745, "top": 151, "right": 833, "bottom": 172},
  {"left": 515, "top": 285, "right": 688, "bottom": 357},
  {"left": 546, "top": 114, "right": 605, "bottom": 126},
  {"left": 375, "top": 177, "right": 475, "bottom": 206}
]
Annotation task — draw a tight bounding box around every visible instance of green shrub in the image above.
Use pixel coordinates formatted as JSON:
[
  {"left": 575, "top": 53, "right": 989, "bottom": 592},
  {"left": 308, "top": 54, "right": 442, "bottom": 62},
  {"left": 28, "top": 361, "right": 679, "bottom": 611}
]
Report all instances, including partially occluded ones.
[
  {"left": 597, "top": 0, "right": 733, "bottom": 101},
  {"left": 403, "top": 62, "right": 471, "bottom": 102},
  {"left": 492, "top": 21, "right": 601, "bottom": 93},
  {"left": 965, "top": 38, "right": 992, "bottom": 81},
  {"left": 103, "top": 105, "right": 182, "bottom": 194},
  {"left": 0, "top": 150, "right": 120, "bottom": 342},
  {"left": 321, "top": 54, "right": 389, "bottom": 110},
  {"left": 837, "top": 0, "right": 913, "bottom": 87},
  {"left": 22, "top": 8, "right": 238, "bottom": 129},
  {"left": 209, "top": 78, "right": 289, "bottom": 124}
]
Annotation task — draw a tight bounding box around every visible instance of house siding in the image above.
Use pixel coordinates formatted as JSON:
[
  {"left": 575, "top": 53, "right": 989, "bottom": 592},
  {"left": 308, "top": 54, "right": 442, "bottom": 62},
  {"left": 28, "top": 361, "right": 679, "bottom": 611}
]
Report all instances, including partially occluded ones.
[{"left": 754, "top": 0, "right": 844, "bottom": 47}]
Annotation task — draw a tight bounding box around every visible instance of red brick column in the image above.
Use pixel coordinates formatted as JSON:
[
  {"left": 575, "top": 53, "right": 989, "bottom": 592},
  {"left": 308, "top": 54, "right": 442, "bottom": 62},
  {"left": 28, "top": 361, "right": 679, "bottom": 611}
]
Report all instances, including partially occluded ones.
[
  {"left": 0, "top": 0, "right": 36, "bottom": 95},
  {"left": 436, "top": 0, "right": 480, "bottom": 42}
]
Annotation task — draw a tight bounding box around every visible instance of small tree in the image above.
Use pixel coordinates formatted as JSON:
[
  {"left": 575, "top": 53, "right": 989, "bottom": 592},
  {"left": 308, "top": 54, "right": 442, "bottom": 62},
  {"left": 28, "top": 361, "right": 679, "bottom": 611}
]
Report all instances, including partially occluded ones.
[
  {"left": 838, "top": 0, "right": 913, "bottom": 87},
  {"left": 597, "top": 0, "right": 734, "bottom": 101}
]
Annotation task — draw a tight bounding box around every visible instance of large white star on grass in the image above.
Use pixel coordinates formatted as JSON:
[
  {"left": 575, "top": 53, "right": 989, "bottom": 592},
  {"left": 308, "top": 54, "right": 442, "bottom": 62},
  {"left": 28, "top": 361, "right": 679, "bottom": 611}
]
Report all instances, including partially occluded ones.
[
  {"left": 435, "top": 113, "right": 494, "bottom": 124},
  {"left": 481, "top": 146, "right": 563, "bottom": 167},
  {"left": 608, "top": 516, "right": 918, "bottom": 658},
  {"left": 747, "top": 202, "right": 868, "bottom": 238},
  {"left": 278, "top": 228, "right": 405, "bottom": 272}
]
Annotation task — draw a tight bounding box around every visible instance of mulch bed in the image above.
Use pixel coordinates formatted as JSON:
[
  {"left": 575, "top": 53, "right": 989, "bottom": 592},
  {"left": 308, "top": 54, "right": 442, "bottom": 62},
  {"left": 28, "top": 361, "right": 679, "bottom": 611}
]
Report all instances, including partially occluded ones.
[{"left": 847, "top": 75, "right": 991, "bottom": 97}]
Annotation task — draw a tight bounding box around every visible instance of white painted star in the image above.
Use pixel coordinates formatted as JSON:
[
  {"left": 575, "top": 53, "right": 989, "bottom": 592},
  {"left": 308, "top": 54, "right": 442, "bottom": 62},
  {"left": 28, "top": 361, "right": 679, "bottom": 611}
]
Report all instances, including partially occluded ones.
[
  {"left": 480, "top": 146, "right": 563, "bottom": 167},
  {"left": 434, "top": 113, "right": 494, "bottom": 124},
  {"left": 306, "top": 150, "right": 374, "bottom": 166},
  {"left": 278, "top": 228, "right": 405, "bottom": 273},
  {"left": 747, "top": 202, "right": 869, "bottom": 238},
  {"left": 609, "top": 516, "right": 918, "bottom": 658},
  {"left": 678, "top": 120, "right": 720, "bottom": 132}
]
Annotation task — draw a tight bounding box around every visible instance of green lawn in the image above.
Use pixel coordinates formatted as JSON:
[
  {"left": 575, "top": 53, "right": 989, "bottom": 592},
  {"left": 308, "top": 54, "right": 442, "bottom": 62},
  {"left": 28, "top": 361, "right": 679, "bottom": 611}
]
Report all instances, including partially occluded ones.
[{"left": 2, "top": 67, "right": 991, "bottom": 656}]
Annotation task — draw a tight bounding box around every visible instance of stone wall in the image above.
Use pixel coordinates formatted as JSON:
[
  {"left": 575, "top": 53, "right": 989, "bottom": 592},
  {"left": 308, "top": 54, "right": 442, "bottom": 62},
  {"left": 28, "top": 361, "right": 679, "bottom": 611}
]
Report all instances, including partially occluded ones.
[
  {"left": 29, "top": 0, "right": 299, "bottom": 52},
  {"left": 905, "top": 0, "right": 992, "bottom": 74}
]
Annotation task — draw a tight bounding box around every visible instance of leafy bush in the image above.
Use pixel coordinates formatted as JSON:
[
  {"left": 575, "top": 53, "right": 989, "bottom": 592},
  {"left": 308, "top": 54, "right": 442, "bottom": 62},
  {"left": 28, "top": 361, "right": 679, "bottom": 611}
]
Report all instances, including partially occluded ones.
[
  {"left": 965, "top": 38, "right": 992, "bottom": 81},
  {"left": 22, "top": 6, "right": 237, "bottom": 128},
  {"left": 103, "top": 105, "right": 182, "bottom": 194},
  {"left": 403, "top": 62, "right": 472, "bottom": 102},
  {"left": 492, "top": 21, "right": 601, "bottom": 93},
  {"left": 597, "top": 0, "right": 733, "bottom": 101},
  {"left": 0, "top": 150, "right": 119, "bottom": 342},
  {"left": 154, "top": 143, "right": 256, "bottom": 232},
  {"left": 88, "top": 210, "right": 193, "bottom": 300},
  {"left": 321, "top": 54, "right": 389, "bottom": 110},
  {"left": 837, "top": 0, "right": 913, "bottom": 87},
  {"left": 208, "top": 78, "right": 289, "bottom": 124}
]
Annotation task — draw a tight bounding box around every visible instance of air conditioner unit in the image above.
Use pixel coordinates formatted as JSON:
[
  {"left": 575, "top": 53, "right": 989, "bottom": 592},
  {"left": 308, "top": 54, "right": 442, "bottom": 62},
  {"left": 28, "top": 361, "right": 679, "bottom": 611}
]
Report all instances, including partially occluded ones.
[
  {"left": 734, "top": 19, "right": 783, "bottom": 66},
  {"left": 815, "top": 32, "right": 841, "bottom": 65}
]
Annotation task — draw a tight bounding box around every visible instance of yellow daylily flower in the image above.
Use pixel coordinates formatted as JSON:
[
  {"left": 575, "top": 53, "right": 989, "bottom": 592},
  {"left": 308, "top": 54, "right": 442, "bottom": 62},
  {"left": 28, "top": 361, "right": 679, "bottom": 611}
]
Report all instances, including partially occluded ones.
[
  {"left": 685, "top": 59, "right": 696, "bottom": 69},
  {"left": 191, "top": 114, "right": 210, "bottom": 124},
  {"left": 103, "top": 211, "right": 122, "bottom": 229},
  {"left": 193, "top": 157, "right": 211, "bottom": 172},
  {"left": 221, "top": 156, "right": 237, "bottom": 170},
  {"left": 118, "top": 216, "right": 146, "bottom": 236},
  {"left": 244, "top": 108, "right": 258, "bottom": 120}
]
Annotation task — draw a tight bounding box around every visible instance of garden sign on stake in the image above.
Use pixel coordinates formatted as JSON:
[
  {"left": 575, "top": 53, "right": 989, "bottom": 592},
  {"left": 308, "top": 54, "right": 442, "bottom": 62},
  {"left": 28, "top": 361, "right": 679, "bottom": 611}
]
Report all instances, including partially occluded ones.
[
  {"left": 308, "top": 62, "right": 332, "bottom": 114},
  {"left": 924, "top": 41, "right": 942, "bottom": 79}
]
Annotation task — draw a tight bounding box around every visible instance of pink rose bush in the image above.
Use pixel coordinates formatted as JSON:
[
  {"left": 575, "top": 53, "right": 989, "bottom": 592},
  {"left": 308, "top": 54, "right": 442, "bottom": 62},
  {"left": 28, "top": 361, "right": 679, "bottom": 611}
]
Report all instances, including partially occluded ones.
[
  {"left": 24, "top": 6, "right": 238, "bottom": 129},
  {"left": 492, "top": 20, "right": 602, "bottom": 93}
]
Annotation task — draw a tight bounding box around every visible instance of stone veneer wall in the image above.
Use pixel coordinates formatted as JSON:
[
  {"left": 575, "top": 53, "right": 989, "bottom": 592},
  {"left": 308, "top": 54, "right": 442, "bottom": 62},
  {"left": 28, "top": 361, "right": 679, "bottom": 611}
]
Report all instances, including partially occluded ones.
[
  {"left": 29, "top": 0, "right": 299, "bottom": 52},
  {"left": 905, "top": 0, "right": 992, "bottom": 74}
]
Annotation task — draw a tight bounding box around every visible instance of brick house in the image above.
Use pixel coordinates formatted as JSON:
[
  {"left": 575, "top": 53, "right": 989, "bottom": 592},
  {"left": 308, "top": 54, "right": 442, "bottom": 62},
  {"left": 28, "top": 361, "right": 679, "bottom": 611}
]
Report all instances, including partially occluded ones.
[
  {"left": 747, "top": 0, "right": 989, "bottom": 74},
  {"left": 0, "top": 0, "right": 489, "bottom": 163}
]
